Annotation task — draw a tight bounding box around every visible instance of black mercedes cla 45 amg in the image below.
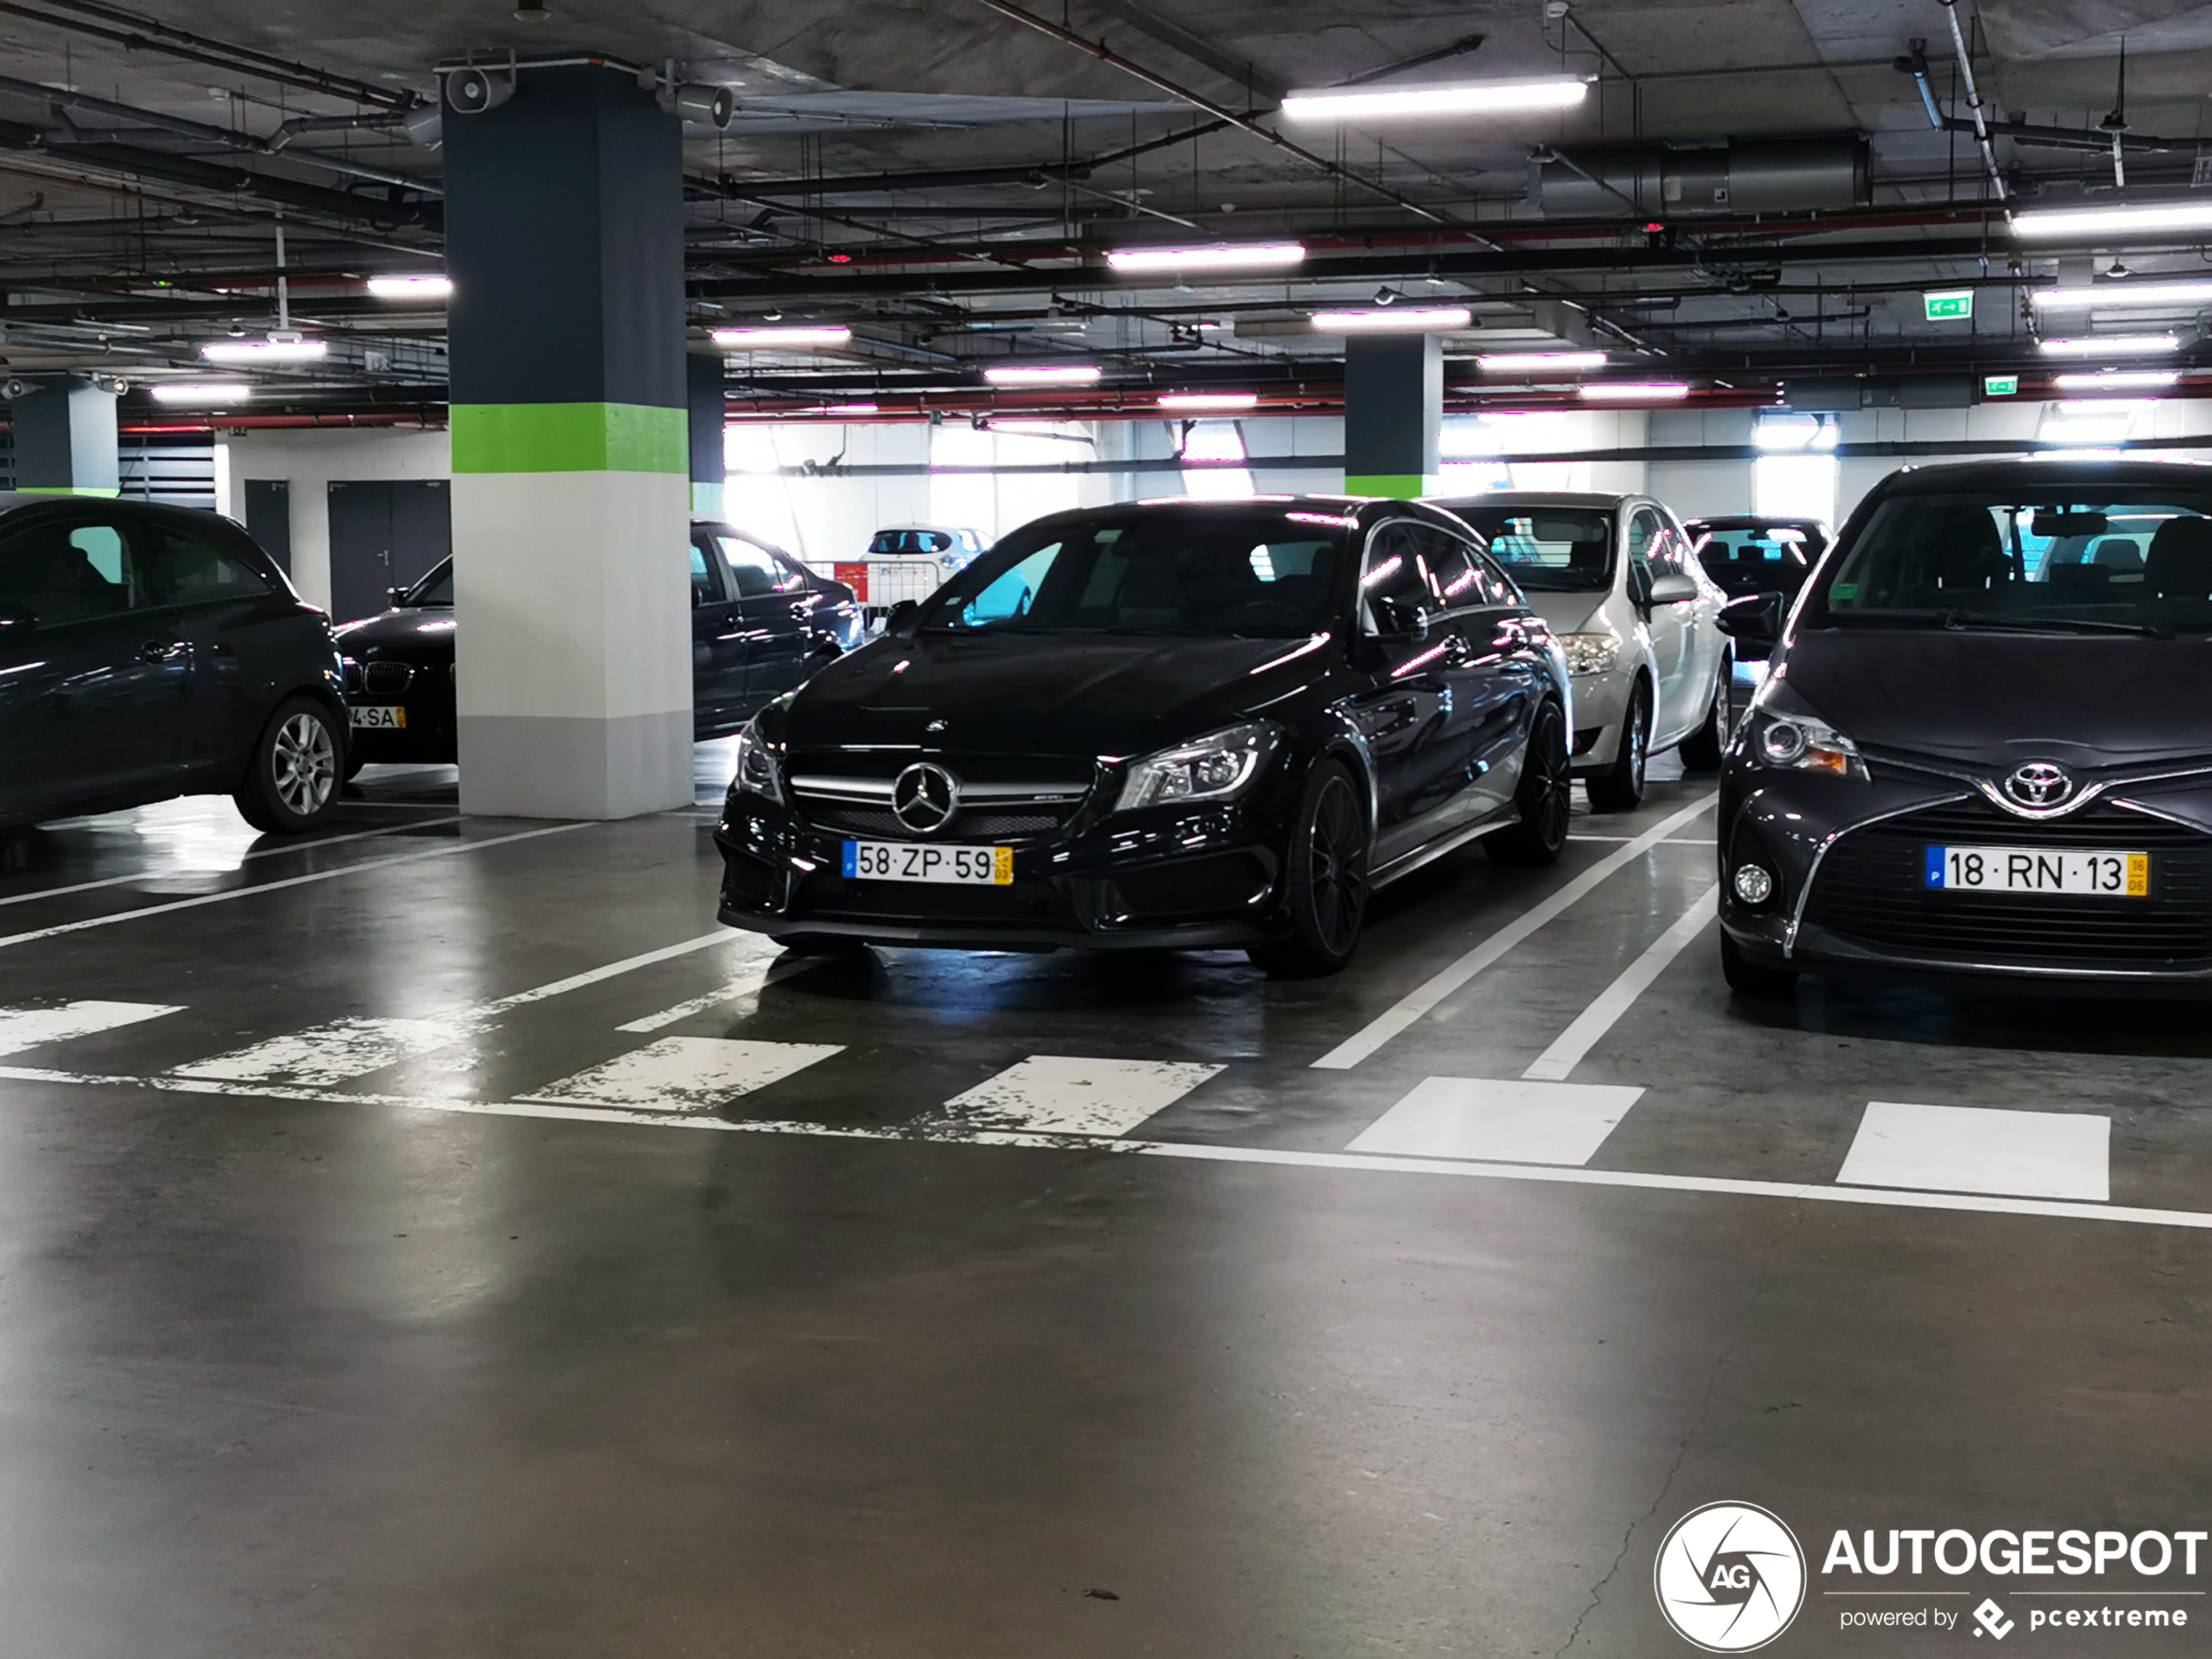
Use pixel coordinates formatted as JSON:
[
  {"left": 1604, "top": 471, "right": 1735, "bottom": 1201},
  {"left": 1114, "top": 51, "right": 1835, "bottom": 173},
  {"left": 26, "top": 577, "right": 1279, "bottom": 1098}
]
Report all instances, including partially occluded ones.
[
  {"left": 713, "top": 497, "right": 1573, "bottom": 974},
  {"left": 1716, "top": 458, "right": 2212, "bottom": 997}
]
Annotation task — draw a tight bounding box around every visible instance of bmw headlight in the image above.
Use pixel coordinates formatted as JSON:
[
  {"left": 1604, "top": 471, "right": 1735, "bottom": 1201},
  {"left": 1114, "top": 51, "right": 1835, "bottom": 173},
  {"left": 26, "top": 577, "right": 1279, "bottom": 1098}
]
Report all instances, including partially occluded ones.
[
  {"left": 1742, "top": 698, "right": 1867, "bottom": 782},
  {"left": 1113, "top": 723, "right": 1278, "bottom": 813},
  {"left": 1561, "top": 632, "right": 1621, "bottom": 678},
  {"left": 730, "top": 718, "right": 785, "bottom": 803}
]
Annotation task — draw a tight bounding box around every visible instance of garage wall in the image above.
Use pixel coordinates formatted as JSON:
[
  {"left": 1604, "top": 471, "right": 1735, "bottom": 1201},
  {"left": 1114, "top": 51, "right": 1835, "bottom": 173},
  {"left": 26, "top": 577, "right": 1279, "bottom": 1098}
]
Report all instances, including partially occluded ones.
[{"left": 215, "top": 427, "right": 452, "bottom": 611}]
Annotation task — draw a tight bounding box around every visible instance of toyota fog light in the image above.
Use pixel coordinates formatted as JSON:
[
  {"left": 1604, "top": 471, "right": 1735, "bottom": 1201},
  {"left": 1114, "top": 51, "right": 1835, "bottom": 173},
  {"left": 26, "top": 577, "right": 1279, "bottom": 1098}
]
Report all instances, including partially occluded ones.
[{"left": 1732, "top": 863, "right": 1776, "bottom": 906}]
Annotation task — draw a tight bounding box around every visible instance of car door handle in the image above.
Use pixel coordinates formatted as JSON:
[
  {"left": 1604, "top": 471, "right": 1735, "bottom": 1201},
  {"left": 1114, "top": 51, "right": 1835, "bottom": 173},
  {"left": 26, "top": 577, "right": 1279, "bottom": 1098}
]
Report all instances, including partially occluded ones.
[{"left": 137, "top": 638, "right": 179, "bottom": 664}]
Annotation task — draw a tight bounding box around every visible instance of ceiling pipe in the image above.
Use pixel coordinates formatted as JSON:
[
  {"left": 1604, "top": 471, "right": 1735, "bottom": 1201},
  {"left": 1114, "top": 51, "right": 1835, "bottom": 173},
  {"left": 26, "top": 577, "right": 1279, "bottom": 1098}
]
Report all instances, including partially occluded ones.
[{"left": 1935, "top": 0, "right": 2006, "bottom": 204}]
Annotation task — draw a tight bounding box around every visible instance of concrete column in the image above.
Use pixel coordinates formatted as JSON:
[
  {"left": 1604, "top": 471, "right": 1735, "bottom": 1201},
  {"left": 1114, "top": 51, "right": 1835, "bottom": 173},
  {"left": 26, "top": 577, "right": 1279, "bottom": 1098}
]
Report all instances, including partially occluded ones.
[
  {"left": 12, "top": 381, "right": 120, "bottom": 496},
  {"left": 442, "top": 64, "right": 691, "bottom": 819},
  {"left": 1343, "top": 334, "right": 1441, "bottom": 499},
  {"left": 687, "top": 353, "right": 726, "bottom": 520}
]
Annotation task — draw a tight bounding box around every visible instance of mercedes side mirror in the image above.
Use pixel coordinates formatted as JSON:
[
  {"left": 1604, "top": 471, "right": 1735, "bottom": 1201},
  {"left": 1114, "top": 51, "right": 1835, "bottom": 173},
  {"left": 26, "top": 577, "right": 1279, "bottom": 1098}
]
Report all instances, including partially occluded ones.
[
  {"left": 884, "top": 599, "right": 921, "bottom": 639},
  {"left": 1648, "top": 571, "right": 1700, "bottom": 606},
  {"left": 388, "top": 586, "right": 409, "bottom": 607},
  {"left": 1716, "top": 591, "right": 1784, "bottom": 652}
]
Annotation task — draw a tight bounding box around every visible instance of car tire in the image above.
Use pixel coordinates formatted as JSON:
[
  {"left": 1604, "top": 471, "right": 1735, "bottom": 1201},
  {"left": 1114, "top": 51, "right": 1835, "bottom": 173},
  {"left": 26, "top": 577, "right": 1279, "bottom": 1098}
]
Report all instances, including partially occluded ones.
[
  {"left": 1585, "top": 677, "right": 1650, "bottom": 813},
  {"left": 234, "top": 697, "right": 344, "bottom": 834},
  {"left": 1721, "top": 931, "right": 1798, "bottom": 998},
  {"left": 1249, "top": 757, "right": 1371, "bottom": 978},
  {"left": 1678, "top": 655, "right": 1730, "bottom": 772},
  {"left": 1487, "top": 698, "right": 1571, "bottom": 867}
]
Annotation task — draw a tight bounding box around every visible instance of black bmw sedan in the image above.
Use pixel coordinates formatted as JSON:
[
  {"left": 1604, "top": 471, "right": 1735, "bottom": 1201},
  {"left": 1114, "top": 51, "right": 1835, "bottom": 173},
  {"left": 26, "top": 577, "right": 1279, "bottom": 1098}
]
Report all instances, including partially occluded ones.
[
  {"left": 1716, "top": 458, "right": 2212, "bottom": 996},
  {"left": 713, "top": 497, "right": 1572, "bottom": 974},
  {"left": 338, "top": 522, "right": 862, "bottom": 772},
  {"left": 0, "top": 492, "right": 348, "bottom": 833}
]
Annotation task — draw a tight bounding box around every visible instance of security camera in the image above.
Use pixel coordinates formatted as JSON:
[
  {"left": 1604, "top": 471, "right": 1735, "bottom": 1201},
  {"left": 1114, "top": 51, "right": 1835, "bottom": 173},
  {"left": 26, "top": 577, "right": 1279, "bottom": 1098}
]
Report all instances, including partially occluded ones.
[
  {"left": 668, "top": 83, "right": 736, "bottom": 129},
  {"left": 0, "top": 376, "right": 31, "bottom": 401},
  {"left": 445, "top": 67, "right": 515, "bottom": 117}
]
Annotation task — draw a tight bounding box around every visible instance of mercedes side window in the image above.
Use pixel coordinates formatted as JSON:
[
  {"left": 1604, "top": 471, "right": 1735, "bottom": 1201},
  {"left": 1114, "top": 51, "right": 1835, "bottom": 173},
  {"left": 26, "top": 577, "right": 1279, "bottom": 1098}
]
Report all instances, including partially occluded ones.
[
  {"left": 719, "top": 535, "right": 805, "bottom": 597},
  {"left": 1361, "top": 523, "right": 1434, "bottom": 633},
  {"left": 690, "top": 541, "right": 724, "bottom": 604},
  {"left": 1406, "top": 525, "right": 1484, "bottom": 610},
  {"left": 149, "top": 524, "right": 271, "bottom": 607},
  {"left": 0, "top": 516, "right": 152, "bottom": 625},
  {"left": 963, "top": 544, "right": 1058, "bottom": 624}
]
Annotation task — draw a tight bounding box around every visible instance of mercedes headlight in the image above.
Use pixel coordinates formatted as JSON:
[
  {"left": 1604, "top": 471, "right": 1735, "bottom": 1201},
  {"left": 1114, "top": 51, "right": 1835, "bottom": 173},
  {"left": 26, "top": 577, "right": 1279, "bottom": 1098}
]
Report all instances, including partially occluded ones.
[
  {"left": 1113, "top": 723, "right": 1278, "bottom": 813},
  {"left": 1743, "top": 699, "right": 1867, "bottom": 782},
  {"left": 729, "top": 718, "right": 785, "bottom": 803},
  {"left": 1561, "top": 632, "right": 1621, "bottom": 678}
]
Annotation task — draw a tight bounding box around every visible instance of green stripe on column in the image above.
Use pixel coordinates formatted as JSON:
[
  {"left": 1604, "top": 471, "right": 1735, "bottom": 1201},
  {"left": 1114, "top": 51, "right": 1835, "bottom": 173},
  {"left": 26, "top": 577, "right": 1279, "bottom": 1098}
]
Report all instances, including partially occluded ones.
[
  {"left": 15, "top": 486, "right": 122, "bottom": 497},
  {"left": 1345, "top": 474, "right": 1426, "bottom": 500},
  {"left": 450, "top": 402, "right": 687, "bottom": 474}
]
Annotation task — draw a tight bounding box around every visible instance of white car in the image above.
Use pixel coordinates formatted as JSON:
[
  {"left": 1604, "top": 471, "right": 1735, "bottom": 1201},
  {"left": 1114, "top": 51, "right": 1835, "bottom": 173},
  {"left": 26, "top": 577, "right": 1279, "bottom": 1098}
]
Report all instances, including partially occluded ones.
[
  {"left": 833, "top": 524, "right": 988, "bottom": 620},
  {"left": 1433, "top": 491, "right": 1730, "bottom": 810}
]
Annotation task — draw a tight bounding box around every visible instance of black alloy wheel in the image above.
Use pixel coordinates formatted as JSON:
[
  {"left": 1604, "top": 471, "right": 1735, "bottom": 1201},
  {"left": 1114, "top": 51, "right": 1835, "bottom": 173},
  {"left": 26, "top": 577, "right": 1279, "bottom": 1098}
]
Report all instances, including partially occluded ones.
[
  {"left": 1487, "top": 698, "right": 1572, "bottom": 866},
  {"left": 1678, "top": 654, "right": 1731, "bottom": 772},
  {"left": 235, "top": 697, "right": 345, "bottom": 834},
  {"left": 1586, "top": 678, "right": 1650, "bottom": 813},
  {"left": 1250, "top": 757, "right": 1372, "bottom": 978}
]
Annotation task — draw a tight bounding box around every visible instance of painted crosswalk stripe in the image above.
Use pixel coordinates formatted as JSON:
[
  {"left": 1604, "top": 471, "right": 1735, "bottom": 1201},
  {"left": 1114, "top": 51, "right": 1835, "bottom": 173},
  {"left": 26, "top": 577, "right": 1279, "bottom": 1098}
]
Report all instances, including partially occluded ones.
[
  {"left": 0, "top": 1001, "right": 183, "bottom": 1055},
  {"left": 519, "top": 1036, "right": 843, "bottom": 1113},
  {"left": 942, "top": 1055, "right": 1223, "bottom": 1137},
  {"left": 1838, "top": 1101, "right": 2110, "bottom": 1203},
  {"left": 172, "top": 1015, "right": 482, "bottom": 1088},
  {"left": 1347, "top": 1076, "right": 1643, "bottom": 1165}
]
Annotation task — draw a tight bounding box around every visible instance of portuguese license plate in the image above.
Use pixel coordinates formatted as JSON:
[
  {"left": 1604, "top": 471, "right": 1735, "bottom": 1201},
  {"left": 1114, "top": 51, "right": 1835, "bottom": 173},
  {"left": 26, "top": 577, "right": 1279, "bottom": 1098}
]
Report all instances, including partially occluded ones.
[
  {"left": 1925, "top": 846, "right": 2149, "bottom": 897},
  {"left": 350, "top": 705, "right": 406, "bottom": 730},
  {"left": 843, "top": 841, "right": 1013, "bottom": 885}
]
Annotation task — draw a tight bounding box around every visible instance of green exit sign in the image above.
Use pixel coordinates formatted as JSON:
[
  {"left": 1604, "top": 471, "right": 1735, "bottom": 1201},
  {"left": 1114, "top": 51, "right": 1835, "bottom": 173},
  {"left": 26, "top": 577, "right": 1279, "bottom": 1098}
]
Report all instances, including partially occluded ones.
[
  {"left": 1925, "top": 289, "right": 1975, "bottom": 321},
  {"left": 1985, "top": 374, "right": 2020, "bottom": 397}
]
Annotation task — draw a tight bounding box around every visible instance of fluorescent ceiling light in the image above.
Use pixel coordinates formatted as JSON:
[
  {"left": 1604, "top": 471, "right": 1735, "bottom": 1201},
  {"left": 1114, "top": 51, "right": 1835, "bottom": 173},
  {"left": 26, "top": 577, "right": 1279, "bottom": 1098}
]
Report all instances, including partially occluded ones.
[
  {"left": 2040, "top": 416, "right": 2134, "bottom": 444},
  {"left": 712, "top": 325, "right": 853, "bottom": 347},
  {"left": 2013, "top": 202, "right": 2212, "bottom": 239},
  {"left": 150, "top": 381, "right": 252, "bottom": 404},
  {"left": 983, "top": 364, "right": 1101, "bottom": 386},
  {"left": 1107, "top": 243, "right": 1305, "bottom": 273},
  {"left": 2038, "top": 334, "right": 2179, "bottom": 357},
  {"left": 2031, "top": 280, "right": 2212, "bottom": 312},
  {"left": 1281, "top": 78, "right": 1588, "bottom": 123},
  {"left": 1476, "top": 349, "right": 1607, "bottom": 372},
  {"left": 1578, "top": 381, "right": 1689, "bottom": 401},
  {"left": 1312, "top": 307, "right": 1474, "bottom": 333},
  {"left": 821, "top": 402, "right": 880, "bottom": 415},
  {"left": 366, "top": 274, "right": 451, "bottom": 300},
  {"left": 1159, "top": 392, "right": 1259, "bottom": 410},
  {"left": 2052, "top": 369, "right": 2180, "bottom": 390},
  {"left": 200, "top": 338, "right": 327, "bottom": 362}
]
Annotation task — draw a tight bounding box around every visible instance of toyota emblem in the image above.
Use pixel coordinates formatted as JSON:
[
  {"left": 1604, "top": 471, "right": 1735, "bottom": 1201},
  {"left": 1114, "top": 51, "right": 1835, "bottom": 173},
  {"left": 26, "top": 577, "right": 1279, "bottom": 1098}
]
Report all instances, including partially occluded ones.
[
  {"left": 2002, "top": 760, "right": 2076, "bottom": 810},
  {"left": 892, "top": 763, "right": 961, "bottom": 834}
]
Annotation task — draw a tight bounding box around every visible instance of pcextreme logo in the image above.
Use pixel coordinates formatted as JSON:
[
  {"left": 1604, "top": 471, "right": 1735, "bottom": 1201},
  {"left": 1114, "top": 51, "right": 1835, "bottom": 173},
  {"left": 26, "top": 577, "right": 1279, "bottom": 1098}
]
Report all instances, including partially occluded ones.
[{"left": 1655, "top": 1501, "right": 1810, "bottom": 1652}]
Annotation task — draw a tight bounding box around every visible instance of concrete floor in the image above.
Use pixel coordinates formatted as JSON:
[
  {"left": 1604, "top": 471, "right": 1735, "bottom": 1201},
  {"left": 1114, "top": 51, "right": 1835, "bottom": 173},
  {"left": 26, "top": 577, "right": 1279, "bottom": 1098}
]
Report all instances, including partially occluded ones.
[{"left": 0, "top": 745, "right": 2208, "bottom": 1656}]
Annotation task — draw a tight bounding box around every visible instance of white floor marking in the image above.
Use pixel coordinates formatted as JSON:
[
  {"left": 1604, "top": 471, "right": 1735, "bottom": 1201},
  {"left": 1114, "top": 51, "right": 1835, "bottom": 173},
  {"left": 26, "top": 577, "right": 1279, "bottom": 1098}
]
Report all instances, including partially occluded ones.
[
  {"left": 1522, "top": 886, "right": 1720, "bottom": 1082},
  {"left": 0, "top": 1001, "right": 183, "bottom": 1055},
  {"left": 0, "top": 1063, "right": 2196, "bottom": 1233},
  {"left": 0, "top": 816, "right": 466, "bottom": 910},
  {"left": 616, "top": 953, "right": 801, "bottom": 1033},
  {"left": 483, "top": 931, "right": 735, "bottom": 1013},
  {"left": 1568, "top": 834, "right": 1717, "bottom": 845},
  {"left": 1347, "top": 1076, "right": 1643, "bottom": 1164},
  {"left": 520, "top": 1036, "right": 843, "bottom": 1113},
  {"left": 1838, "top": 1101, "right": 2111, "bottom": 1203},
  {"left": 172, "top": 1015, "right": 482, "bottom": 1088},
  {"left": 943, "top": 1055, "right": 1224, "bottom": 1136},
  {"left": 0, "top": 821, "right": 597, "bottom": 952},
  {"left": 1312, "top": 794, "right": 1717, "bottom": 1070}
]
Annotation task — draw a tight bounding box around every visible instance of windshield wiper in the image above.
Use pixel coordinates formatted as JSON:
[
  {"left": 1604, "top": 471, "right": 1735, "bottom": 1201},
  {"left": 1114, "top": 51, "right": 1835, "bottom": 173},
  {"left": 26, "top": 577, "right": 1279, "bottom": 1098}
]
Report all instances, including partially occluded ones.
[{"left": 1939, "top": 609, "right": 2172, "bottom": 640}]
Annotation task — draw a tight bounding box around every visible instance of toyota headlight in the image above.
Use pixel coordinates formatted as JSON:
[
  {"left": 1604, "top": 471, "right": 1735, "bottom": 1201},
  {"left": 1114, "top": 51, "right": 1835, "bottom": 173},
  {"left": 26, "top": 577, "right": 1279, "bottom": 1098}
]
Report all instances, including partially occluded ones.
[
  {"left": 1561, "top": 632, "right": 1621, "bottom": 678},
  {"left": 1743, "top": 703, "right": 1867, "bottom": 782},
  {"left": 1113, "top": 723, "right": 1278, "bottom": 813},
  {"left": 730, "top": 718, "right": 785, "bottom": 803}
]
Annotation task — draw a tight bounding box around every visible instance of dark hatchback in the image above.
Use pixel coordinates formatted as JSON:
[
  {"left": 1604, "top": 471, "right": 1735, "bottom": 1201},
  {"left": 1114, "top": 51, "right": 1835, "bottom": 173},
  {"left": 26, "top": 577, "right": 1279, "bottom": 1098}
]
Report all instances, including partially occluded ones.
[
  {"left": 0, "top": 492, "right": 348, "bottom": 832},
  {"left": 338, "top": 521, "right": 862, "bottom": 769},
  {"left": 1717, "top": 459, "right": 2212, "bottom": 996},
  {"left": 713, "top": 498, "right": 1572, "bottom": 974}
]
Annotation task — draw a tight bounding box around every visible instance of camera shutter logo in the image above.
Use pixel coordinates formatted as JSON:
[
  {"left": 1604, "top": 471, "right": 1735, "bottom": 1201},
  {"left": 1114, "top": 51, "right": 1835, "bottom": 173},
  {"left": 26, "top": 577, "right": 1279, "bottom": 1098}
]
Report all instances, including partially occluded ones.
[
  {"left": 1653, "top": 1502, "right": 1806, "bottom": 1652},
  {"left": 893, "top": 763, "right": 961, "bottom": 833}
]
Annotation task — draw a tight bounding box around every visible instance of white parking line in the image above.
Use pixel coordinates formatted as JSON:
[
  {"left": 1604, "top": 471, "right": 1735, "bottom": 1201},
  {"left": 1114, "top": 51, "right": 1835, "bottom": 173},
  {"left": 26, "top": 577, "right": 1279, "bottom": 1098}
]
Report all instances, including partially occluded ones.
[
  {"left": 0, "top": 1001, "right": 183, "bottom": 1055},
  {"left": 1347, "top": 1076, "right": 1642, "bottom": 1164},
  {"left": 0, "top": 821, "right": 597, "bottom": 952},
  {"left": 0, "top": 815, "right": 466, "bottom": 910},
  {"left": 522, "top": 1036, "right": 843, "bottom": 1113},
  {"left": 0, "top": 1062, "right": 2201, "bottom": 1233},
  {"left": 942, "top": 1055, "right": 1223, "bottom": 1136},
  {"left": 1312, "top": 795, "right": 1717, "bottom": 1070},
  {"left": 1838, "top": 1102, "right": 2111, "bottom": 1202},
  {"left": 1522, "top": 886, "right": 1720, "bottom": 1082}
]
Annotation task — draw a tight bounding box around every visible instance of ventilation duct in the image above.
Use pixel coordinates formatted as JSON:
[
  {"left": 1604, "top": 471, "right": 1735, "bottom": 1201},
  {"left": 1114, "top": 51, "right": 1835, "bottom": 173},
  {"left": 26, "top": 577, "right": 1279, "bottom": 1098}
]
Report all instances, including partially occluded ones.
[{"left": 1534, "top": 136, "right": 1869, "bottom": 219}]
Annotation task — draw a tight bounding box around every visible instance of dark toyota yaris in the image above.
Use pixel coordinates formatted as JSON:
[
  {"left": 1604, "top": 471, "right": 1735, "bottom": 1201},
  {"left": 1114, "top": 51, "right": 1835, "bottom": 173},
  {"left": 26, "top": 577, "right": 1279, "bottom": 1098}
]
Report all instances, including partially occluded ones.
[
  {"left": 1717, "top": 458, "right": 2212, "bottom": 997},
  {"left": 713, "top": 498, "right": 1573, "bottom": 974}
]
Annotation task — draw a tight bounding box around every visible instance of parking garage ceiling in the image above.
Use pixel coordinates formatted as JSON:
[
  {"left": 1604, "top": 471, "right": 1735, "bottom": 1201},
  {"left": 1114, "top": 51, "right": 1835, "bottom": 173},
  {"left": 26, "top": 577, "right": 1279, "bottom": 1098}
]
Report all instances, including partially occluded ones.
[{"left": 3, "top": 0, "right": 2211, "bottom": 423}]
